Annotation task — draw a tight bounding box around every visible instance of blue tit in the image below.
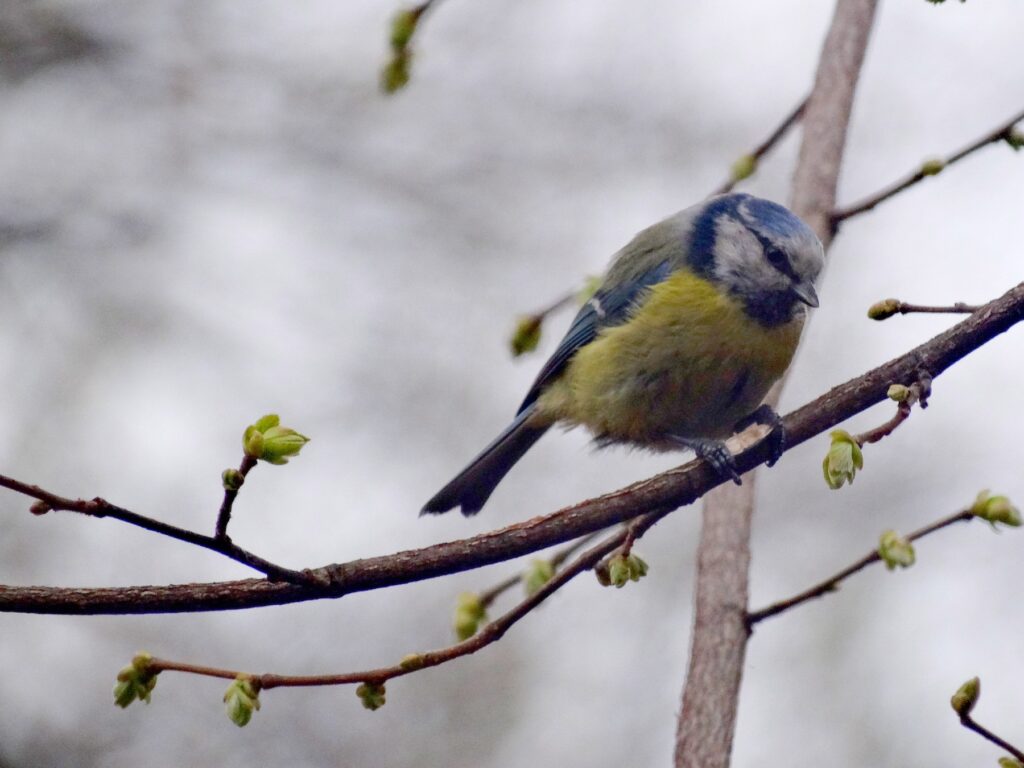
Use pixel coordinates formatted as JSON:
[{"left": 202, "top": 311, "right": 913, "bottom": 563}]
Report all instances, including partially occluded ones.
[{"left": 423, "top": 193, "right": 824, "bottom": 516}]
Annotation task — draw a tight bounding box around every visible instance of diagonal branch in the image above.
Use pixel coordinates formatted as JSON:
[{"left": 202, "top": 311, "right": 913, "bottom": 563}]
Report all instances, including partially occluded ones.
[
  {"left": 746, "top": 509, "right": 972, "bottom": 625},
  {"left": 833, "top": 106, "right": 1024, "bottom": 225},
  {"left": 0, "top": 280, "right": 1021, "bottom": 616}
]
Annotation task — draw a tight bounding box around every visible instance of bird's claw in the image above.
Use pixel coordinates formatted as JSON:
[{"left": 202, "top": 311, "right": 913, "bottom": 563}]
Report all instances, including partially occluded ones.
[
  {"left": 671, "top": 436, "right": 742, "bottom": 485},
  {"left": 736, "top": 405, "right": 786, "bottom": 467}
]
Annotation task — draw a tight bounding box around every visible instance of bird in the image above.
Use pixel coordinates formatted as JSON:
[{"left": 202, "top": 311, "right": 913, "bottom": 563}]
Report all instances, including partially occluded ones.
[{"left": 422, "top": 192, "right": 824, "bottom": 516}]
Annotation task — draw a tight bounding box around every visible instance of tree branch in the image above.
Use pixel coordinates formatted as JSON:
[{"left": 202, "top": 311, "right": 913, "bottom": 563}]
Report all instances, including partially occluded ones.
[
  {"left": 711, "top": 96, "right": 808, "bottom": 196},
  {"left": 833, "top": 106, "right": 1024, "bottom": 225},
  {"left": 746, "top": 509, "right": 972, "bottom": 625},
  {"left": 0, "top": 279, "right": 1018, "bottom": 618},
  {"left": 0, "top": 474, "right": 319, "bottom": 586},
  {"left": 146, "top": 521, "right": 645, "bottom": 692},
  {"left": 676, "top": 2, "right": 878, "bottom": 766}
]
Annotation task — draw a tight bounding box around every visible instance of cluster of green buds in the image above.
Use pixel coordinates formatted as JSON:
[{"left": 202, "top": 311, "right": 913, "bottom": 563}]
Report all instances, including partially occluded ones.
[
  {"left": 596, "top": 552, "right": 649, "bottom": 589},
  {"left": 453, "top": 592, "right": 488, "bottom": 641},
  {"left": 510, "top": 316, "right": 543, "bottom": 357},
  {"left": 243, "top": 414, "right": 309, "bottom": 465},
  {"left": 356, "top": 682, "right": 386, "bottom": 711},
  {"left": 877, "top": 530, "right": 915, "bottom": 570},
  {"left": 822, "top": 430, "right": 863, "bottom": 490},
  {"left": 223, "top": 676, "right": 261, "bottom": 727},
  {"left": 113, "top": 652, "right": 159, "bottom": 708}
]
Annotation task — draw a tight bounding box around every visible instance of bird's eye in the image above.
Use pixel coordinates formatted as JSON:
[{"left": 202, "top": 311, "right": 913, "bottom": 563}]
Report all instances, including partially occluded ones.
[{"left": 765, "top": 247, "right": 787, "bottom": 268}]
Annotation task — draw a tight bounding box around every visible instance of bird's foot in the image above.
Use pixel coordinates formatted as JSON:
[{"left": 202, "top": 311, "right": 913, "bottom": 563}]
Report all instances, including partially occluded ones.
[
  {"left": 670, "top": 435, "right": 742, "bottom": 485},
  {"left": 735, "top": 404, "right": 786, "bottom": 467}
]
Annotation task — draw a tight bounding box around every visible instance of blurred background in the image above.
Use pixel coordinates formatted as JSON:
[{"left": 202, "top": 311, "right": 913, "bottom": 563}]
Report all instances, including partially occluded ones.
[{"left": 0, "top": 1, "right": 1022, "bottom": 766}]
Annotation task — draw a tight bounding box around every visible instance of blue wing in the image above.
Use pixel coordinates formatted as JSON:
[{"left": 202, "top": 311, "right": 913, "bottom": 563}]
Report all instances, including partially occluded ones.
[{"left": 516, "top": 261, "right": 672, "bottom": 415}]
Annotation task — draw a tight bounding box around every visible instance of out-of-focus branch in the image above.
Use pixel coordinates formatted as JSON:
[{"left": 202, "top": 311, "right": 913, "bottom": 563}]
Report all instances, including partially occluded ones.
[
  {"left": 833, "top": 106, "right": 1024, "bottom": 226},
  {"left": 676, "top": 2, "right": 878, "bottom": 766},
  {"left": 711, "top": 96, "right": 808, "bottom": 196},
  {"left": 747, "top": 509, "right": 972, "bottom": 625}
]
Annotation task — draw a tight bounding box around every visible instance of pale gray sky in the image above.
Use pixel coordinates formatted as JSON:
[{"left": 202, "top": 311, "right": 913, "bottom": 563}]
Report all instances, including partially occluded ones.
[{"left": 0, "top": 1, "right": 1022, "bottom": 766}]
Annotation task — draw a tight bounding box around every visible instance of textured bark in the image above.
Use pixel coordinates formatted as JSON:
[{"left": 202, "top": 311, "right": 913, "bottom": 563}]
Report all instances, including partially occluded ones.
[{"left": 675, "top": 2, "right": 879, "bottom": 766}]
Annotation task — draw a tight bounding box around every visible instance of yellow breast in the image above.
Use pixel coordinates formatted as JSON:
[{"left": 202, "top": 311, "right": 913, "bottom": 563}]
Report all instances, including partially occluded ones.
[{"left": 538, "top": 271, "right": 804, "bottom": 444}]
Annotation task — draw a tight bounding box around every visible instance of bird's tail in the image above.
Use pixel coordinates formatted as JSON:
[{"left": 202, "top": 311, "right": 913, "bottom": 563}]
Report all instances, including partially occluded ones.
[{"left": 421, "top": 406, "right": 550, "bottom": 516}]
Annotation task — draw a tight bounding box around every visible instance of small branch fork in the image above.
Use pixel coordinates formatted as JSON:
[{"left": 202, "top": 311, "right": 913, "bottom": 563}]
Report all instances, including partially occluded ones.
[
  {"left": 746, "top": 508, "right": 973, "bottom": 626},
  {"left": 478, "top": 531, "right": 601, "bottom": 609},
  {"left": 0, "top": 473, "right": 320, "bottom": 587},
  {"left": 958, "top": 709, "right": 1024, "bottom": 763},
  {"left": 146, "top": 516, "right": 658, "bottom": 692},
  {"left": 853, "top": 370, "right": 930, "bottom": 447},
  {"left": 833, "top": 106, "right": 1024, "bottom": 226}
]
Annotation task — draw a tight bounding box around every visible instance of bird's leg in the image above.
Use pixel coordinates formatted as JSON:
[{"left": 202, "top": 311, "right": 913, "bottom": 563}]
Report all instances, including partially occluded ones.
[
  {"left": 669, "top": 435, "right": 742, "bottom": 485},
  {"left": 735, "top": 404, "right": 785, "bottom": 467}
]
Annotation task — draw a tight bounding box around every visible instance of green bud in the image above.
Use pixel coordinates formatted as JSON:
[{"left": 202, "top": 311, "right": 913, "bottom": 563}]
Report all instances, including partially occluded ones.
[
  {"left": 453, "top": 592, "right": 487, "bottom": 641},
  {"left": 950, "top": 676, "right": 980, "bottom": 717},
  {"left": 261, "top": 426, "right": 310, "bottom": 465},
  {"left": 886, "top": 384, "right": 910, "bottom": 403},
  {"left": 510, "top": 316, "right": 543, "bottom": 357},
  {"left": 1004, "top": 129, "right": 1024, "bottom": 151},
  {"left": 243, "top": 426, "right": 265, "bottom": 459},
  {"left": 523, "top": 558, "right": 555, "bottom": 596},
  {"left": 29, "top": 500, "right": 52, "bottom": 516},
  {"left": 920, "top": 158, "right": 946, "bottom": 176},
  {"left": 822, "top": 430, "right": 864, "bottom": 490},
  {"left": 970, "top": 490, "right": 1022, "bottom": 528},
  {"left": 221, "top": 468, "right": 245, "bottom": 492},
  {"left": 243, "top": 415, "right": 309, "bottom": 464},
  {"left": 607, "top": 554, "right": 630, "bottom": 587},
  {"left": 878, "top": 530, "right": 916, "bottom": 570},
  {"left": 867, "top": 298, "right": 901, "bottom": 320},
  {"left": 113, "top": 652, "right": 158, "bottom": 708},
  {"left": 606, "top": 553, "right": 648, "bottom": 589},
  {"left": 381, "top": 52, "right": 411, "bottom": 94},
  {"left": 399, "top": 653, "right": 426, "bottom": 671},
  {"left": 998, "top": 758, "right": 1024, "bottom": 768},
  {"left": 356, "top": 681, "right": 387, "bottom": 711},
  {"left": 730, "top": 154, "right": 758, "bottom": 182},
  {"left": 389, "top": 8, "right": 419, "bottom": 52},
  {"left": 223, "top": 676, "right": 261, "bottom": 727}
]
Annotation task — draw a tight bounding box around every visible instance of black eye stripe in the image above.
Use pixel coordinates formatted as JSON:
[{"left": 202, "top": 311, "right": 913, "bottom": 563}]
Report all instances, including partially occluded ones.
[{"left": 754, "top": 233, "right": 797, "bottom": 279}]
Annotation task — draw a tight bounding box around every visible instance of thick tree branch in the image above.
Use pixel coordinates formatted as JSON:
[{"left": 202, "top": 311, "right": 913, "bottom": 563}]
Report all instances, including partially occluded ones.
[
  {"left": 675, "top": 2, "right": 878, "bottom": 766},
  {"left": 0, "top": 280, "right": 1021, "bottom": 616}
]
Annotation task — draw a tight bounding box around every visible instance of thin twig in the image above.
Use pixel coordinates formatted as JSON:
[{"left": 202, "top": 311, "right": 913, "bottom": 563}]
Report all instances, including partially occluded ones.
[
  {"left": 215, "top": 455, "right": 257, "bottom": 541},
  {"left": 746, "top": 509, "right": 973, "bottom": 626},
  {"left": 478, "top": 530, "right": 602, "bottom": 608},
  {"left": 852, "top": 371, "right": 930, "bottom": 446},
  {"left": 148, "top": 517, "right": 657, "bottom": 691},
  {"left": 0, "top": 473, "right": 319, "bottom": 586},
  {"left": 833, "top": 106, "right": 1024, "bottom": 225},
  {"left": 711, "top": 96, "right": 809, "bottom": 196},
  {"left": 959, "top": 712, "right": 1024, "bottom": 762}
]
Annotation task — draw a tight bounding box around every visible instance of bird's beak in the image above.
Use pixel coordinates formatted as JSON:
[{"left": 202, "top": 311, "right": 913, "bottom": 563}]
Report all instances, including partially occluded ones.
[{"left": 791, "top": 281, "right": 819, "bottom": 308}]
